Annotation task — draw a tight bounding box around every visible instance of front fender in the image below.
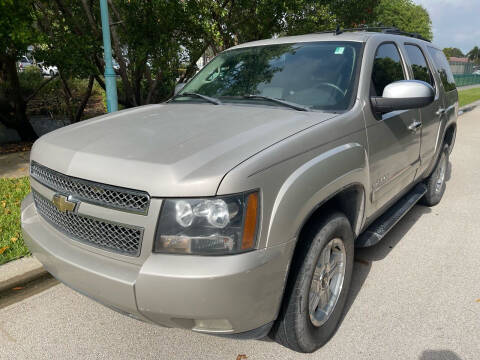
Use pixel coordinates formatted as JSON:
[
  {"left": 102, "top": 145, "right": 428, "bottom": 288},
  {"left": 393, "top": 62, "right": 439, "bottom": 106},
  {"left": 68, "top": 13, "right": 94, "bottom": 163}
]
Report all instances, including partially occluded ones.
[{"left": 266, "top": 143, "right": 368, "bottom": 247}]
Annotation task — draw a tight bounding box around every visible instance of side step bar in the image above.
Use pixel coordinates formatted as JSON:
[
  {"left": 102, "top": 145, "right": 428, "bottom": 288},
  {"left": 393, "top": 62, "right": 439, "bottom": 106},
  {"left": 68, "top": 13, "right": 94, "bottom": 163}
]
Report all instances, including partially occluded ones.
[{"left": 356, "top": 183, "right": 427, "bottom": 248}]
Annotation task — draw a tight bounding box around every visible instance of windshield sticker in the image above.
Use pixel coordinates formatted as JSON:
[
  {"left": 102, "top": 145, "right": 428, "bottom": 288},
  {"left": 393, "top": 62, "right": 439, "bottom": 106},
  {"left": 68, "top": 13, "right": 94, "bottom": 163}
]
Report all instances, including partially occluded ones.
[{"left": 335, "top": 47, "right": 345, "bottom": 55}]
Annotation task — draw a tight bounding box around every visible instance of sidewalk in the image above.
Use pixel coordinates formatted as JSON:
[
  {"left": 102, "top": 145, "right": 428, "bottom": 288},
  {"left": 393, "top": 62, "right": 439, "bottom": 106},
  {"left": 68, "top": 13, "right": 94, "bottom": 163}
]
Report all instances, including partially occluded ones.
[
  {"left": 0, "top": 151, "right": 30, "bottom": 178},
  {"left": 458, "top": 83, "right": 480, "bottom": 91}
]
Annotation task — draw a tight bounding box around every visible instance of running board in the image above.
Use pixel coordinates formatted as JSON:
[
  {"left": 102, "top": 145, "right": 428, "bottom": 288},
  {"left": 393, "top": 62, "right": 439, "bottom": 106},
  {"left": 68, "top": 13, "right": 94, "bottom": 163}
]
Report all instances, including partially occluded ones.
[{"left": 356, "top": 183, "right": 427, "bottom": 247}]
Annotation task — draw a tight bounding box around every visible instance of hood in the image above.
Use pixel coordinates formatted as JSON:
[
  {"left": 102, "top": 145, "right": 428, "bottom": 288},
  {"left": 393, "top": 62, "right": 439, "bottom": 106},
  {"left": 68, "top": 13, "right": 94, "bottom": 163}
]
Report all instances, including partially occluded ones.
[{"left": 31, "top": 103, "right": 336, "bottom": 196}]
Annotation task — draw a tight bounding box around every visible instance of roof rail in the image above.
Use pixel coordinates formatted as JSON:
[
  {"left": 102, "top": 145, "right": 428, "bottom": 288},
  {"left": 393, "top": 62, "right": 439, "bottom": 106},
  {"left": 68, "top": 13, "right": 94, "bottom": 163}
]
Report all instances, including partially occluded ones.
[{"left": 316, "top": 26, "right": 431, "bottom": 42}]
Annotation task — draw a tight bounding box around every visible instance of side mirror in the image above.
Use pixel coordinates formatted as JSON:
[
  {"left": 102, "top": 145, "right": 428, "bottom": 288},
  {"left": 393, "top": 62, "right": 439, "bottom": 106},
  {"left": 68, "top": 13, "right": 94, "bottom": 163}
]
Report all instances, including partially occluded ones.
[
  {"left": 371, "top": 80, "right": 435, "bottom": 114},
  {"left": 174, "top": 83, "right": 186, "bottom": 96}
]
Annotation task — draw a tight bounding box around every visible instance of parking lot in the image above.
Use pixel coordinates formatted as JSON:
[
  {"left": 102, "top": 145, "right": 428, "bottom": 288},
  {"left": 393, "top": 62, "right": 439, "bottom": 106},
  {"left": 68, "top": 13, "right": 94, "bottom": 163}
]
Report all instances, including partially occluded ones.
[{"left": 1, "top": 107, "right": 479, "bottom": 360}]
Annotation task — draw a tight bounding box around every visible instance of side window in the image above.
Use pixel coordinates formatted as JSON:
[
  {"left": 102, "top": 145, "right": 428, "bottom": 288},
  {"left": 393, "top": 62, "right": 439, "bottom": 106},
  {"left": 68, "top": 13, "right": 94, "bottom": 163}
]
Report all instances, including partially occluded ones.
[
  {"left": 427, "top": 47, "right": 456, "bottom": 92},
  {"left": 404, "top": 44, "right": 435, "bottom": 88},
  {"left": 371, "top": 43, "right": 405, "bottom": 96}
]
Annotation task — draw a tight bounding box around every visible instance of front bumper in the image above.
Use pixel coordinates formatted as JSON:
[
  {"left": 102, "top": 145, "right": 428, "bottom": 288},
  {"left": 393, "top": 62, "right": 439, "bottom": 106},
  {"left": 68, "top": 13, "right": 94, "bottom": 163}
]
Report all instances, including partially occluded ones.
[{"left": 21, "top": 193, "right": 294, "bottom": 335}]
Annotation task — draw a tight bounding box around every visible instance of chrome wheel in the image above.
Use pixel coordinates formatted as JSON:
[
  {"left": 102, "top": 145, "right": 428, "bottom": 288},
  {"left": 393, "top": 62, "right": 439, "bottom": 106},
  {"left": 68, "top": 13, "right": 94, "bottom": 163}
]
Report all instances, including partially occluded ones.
[
  {"left": 435, "top": 155, "right": 447, "bottom": 193},
  {"left": 309, "top": 237, "right": 346, "bottom": 327}
]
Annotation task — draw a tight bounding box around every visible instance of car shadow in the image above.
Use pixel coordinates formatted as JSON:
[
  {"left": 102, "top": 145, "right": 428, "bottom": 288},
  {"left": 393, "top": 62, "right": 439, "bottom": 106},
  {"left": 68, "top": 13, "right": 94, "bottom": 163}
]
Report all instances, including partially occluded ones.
[
  {"left": 338, "top": 203, "right": 432, "bottom": 326},
  {"left": 419, "top": 350, "right": 463, "bottom": 360}
]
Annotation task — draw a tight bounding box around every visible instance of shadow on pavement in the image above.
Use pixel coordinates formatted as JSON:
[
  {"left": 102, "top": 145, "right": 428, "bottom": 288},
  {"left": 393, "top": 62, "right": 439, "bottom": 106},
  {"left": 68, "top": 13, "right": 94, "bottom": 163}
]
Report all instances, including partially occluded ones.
[
  {"left": 419, "top": 350, "right": 463, "bottom": 360},
  {"left": 339, "top": 203, "right": 432, "bottom": 325}
]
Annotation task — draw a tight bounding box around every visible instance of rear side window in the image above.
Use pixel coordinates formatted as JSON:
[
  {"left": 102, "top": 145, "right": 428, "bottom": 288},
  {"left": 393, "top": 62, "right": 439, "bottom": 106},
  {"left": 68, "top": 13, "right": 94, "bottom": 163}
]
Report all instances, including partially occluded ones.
[
  {"left": 427, "top": 47, "right": 456, "bottom": 92},
  {"left": 371, "top": 43, "right": 405, "bottom": 96},
  {"left": 404, "top": 44, "right": 435, "bottom": 87}
]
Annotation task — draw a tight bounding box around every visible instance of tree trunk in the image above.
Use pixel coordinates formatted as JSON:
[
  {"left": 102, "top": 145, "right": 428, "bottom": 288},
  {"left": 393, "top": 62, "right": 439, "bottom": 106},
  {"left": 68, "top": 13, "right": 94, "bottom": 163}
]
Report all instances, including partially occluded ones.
[
  {"left": 0, "top": 55, "right": 37, "bottom": 141},
  {"left": 74, "top": 75, "right": 94, "bottom": 122}
]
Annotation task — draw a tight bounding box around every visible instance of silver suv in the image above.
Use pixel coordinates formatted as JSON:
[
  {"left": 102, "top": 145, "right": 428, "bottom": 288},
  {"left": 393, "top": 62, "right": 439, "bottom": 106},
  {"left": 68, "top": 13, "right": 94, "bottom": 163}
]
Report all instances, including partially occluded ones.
[{"left": 22, "top": 30, "right": 457, "bottom": 353}]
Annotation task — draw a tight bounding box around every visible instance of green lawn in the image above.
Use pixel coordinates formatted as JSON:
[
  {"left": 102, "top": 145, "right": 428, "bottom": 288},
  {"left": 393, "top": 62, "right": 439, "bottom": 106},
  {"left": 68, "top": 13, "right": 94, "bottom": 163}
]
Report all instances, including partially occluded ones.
[
  {"left": 0, "top": 177, "right": 31, "bottom": 265},
  {"left": 458, "top": 87, "right": 480, "bottom": 108}
]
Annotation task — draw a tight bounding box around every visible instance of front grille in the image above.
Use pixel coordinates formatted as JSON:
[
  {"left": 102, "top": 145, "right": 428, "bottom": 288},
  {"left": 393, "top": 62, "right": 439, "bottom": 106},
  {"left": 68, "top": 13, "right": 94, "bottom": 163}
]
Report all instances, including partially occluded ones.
[
  {"left": 30, "top": 161, "right": 150, "bottom": 214},
  {"left": 33, "top": 191, "right": 143, "bottom": 256}
]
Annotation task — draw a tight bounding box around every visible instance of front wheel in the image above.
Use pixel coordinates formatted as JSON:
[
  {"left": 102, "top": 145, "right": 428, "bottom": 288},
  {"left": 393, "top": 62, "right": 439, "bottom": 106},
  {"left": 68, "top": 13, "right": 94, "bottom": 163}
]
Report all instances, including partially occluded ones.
[
  {"left": 421, "top": 146, "right": 449, "bottom": 206},
  {"left": 271, "top": 212, "right": 354, "bottom": 353}
]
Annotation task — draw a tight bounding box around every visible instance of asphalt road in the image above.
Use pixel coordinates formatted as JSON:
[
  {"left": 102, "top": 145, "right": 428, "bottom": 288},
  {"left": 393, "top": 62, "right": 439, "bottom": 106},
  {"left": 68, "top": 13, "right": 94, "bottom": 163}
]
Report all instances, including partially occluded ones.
[{"left": 1, "top": 108, "right": 480, "bottom": 360}]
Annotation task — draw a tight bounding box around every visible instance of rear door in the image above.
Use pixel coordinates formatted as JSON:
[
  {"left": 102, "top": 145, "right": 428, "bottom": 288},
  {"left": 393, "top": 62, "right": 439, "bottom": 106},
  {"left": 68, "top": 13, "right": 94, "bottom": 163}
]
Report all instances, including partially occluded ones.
[
  {"left": 365, "top": 42, "right": 421, "bottom": 214},
  {"left": 426, "top": 46, "right": 458, "bottom": 138}
]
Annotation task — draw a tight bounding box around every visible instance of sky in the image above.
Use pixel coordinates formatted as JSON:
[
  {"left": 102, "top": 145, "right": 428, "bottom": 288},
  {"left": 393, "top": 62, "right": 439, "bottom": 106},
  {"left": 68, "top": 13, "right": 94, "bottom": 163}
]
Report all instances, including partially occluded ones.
[{"left": 413, "top": 0, "right": 480, "bottom": 54}]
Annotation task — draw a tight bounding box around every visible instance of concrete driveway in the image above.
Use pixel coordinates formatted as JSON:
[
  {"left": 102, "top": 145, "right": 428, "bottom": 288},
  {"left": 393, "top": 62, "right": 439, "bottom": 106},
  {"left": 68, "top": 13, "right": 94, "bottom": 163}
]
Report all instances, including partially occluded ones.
[{"left": 1, "top": 108, "right": 479, "bottom": 360}]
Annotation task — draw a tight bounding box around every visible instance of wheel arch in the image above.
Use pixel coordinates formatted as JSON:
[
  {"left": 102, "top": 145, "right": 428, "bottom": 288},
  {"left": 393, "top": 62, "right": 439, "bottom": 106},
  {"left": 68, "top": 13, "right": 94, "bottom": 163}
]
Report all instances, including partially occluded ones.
[
  {"left": 295, "top": 183, "right": 365, "bottom": 241},
  {"left": 443, "top": 123, "right": 456, "bottom": 154}
]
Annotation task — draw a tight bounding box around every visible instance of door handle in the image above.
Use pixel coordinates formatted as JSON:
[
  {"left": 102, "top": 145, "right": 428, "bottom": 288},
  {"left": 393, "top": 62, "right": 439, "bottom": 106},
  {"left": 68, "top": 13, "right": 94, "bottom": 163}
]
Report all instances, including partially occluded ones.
[
  {"left": 436, "top": 108, "right": 446, "bottom": 116},
  {"left": 408, "top": 121, "right": 422, "bottom": 133}
]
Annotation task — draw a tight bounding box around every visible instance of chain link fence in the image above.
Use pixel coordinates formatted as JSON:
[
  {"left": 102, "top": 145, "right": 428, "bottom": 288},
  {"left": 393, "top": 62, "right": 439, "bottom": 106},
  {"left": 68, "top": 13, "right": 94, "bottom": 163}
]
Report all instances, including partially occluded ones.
[{"left": 449, "top": 61, "right": 480, "bottom": 87}]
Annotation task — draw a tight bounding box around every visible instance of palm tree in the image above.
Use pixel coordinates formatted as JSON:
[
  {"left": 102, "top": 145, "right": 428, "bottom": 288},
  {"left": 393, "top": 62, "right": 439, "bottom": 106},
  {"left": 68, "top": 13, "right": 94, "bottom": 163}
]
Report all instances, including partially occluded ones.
[{"left": 467, "top": 46, "right": 480, "bottom": 64}]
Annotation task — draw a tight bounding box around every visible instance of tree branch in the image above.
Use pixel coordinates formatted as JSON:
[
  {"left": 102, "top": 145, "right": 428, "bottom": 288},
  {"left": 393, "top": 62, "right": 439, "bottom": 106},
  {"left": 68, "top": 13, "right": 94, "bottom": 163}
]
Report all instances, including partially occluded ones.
[
  {"left": 25, "top": 74, "right": 58, "bottom": 103},
  {"left": 146, "top": 69, "right": 163, "bottom": 104},
  {"left": 80, "top": 0, "right": 100, "bottom": 37},
  {"left": 107, "top": 8, "right": 136, "bottom": 106},
  {"left": 74, "top": 75, "right": 94, "bottom": 122}
]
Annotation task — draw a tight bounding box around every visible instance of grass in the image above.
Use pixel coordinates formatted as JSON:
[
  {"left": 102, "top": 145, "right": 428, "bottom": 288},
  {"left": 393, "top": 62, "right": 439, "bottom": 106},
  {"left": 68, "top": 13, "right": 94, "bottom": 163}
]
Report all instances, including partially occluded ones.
[
  {"left": 458, "top": 87, "right": 480, "bottom": 108},
  {"left": 0, "top": 177, "right": 31, "bottom": 265}
]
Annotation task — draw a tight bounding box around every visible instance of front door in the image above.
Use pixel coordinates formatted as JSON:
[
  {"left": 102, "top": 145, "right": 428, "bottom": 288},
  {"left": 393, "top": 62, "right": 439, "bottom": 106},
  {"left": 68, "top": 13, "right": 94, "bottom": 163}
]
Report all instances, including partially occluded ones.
[
  {"left": 403, "top": 43, "right": 443, "bottom": 177},
  {"left": 365, "top": 42, "right": 421, "bottom": 214}
]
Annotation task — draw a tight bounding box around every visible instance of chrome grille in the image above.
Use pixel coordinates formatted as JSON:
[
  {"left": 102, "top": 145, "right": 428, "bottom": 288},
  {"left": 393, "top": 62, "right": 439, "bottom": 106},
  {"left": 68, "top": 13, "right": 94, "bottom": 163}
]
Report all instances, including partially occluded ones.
[
  {"left": 30, "top": 161, "right": 150, "bottom": 214},
  {"left": 33, "top": 191, "right": 143, "bottom": 256}
]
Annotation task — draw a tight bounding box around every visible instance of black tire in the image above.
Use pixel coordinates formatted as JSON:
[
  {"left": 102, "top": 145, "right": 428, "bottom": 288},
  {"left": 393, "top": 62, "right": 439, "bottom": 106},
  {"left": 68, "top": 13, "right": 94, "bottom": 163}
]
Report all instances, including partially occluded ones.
[
  {"left": 421, "top": 146, "right": 449, "bottom": 207},
  {"left": 270, "top": 212, "right": 354, "bottom": 353}
]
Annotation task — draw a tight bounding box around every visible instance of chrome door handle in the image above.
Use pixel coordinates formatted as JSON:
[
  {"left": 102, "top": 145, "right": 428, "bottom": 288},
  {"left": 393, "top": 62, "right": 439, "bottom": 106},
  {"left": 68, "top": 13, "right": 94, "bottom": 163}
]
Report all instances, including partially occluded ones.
[
  {"left": 408, "top": 121, "right": 422, "bottom": 133},
  {"left": 436, "top": 108, "right": 446, "bottom": 116}
]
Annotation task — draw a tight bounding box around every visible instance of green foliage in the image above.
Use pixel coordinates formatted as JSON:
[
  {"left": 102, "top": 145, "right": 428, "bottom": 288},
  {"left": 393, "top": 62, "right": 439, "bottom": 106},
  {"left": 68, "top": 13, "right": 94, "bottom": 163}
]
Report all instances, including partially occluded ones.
[
  {"left": 18, "top": 66, "right": 44, "bottom": 94},
  {"left": 373, "top": 0, "right": 433, "bottom": 41},
  {"left": 284, "top": 0, "right": 379, "bottom": 36},
  {"left": 0, "top": 177, "right": 31, "bottom": 265},
  {"left": 33, "top": 0, "right": 102, "bottom": 79},
  {"left": 443, "top": 48, "right": 465, "bottom": 59},
  {"left": 458, "top": 87, "right": 480, "bottom": 108},
  {"left": 0, "top": 0, "right": 38, "bottom": 57},
  {"left": 467, "top": 46, "right": 480, "bottom": 64}
]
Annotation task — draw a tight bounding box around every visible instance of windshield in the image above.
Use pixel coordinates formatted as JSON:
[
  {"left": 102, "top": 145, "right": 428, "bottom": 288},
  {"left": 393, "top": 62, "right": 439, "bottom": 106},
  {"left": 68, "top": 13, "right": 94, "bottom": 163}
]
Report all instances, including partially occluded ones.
[{"left": 175, "top": 42, "right": 362, "bottom": 111}]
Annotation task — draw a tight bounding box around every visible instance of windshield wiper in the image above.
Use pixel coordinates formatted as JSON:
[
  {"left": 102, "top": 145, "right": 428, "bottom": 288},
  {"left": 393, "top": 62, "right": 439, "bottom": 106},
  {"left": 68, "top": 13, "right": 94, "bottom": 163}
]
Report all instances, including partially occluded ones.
[
  {"left": 242, "top": 95, "right": 310, "bottom": 112},
  {"left": 174, "top": 92, "right": 222, "bottom": 105}
]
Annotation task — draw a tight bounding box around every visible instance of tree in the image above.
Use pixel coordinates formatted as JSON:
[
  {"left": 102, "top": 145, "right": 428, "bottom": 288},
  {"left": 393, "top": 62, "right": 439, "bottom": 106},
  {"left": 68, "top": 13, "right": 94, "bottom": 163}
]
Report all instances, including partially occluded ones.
[
  {"left": 33, "top": 0, "right": 381, "bottom": 109},
  {"left": 373, "top": 0, "right": 433, "bottom": 41},
  {"left": 443, "top": 48, "right": 465, "bottom": 59},
  {"left": 467, "top": 46, "right": 480, "bottom": 64},
  {"left": 0, "top": 0, "right": 40, "bottom": 140},
  {"left": 284, "top": 0, "right": 378, "bottom": 36}
]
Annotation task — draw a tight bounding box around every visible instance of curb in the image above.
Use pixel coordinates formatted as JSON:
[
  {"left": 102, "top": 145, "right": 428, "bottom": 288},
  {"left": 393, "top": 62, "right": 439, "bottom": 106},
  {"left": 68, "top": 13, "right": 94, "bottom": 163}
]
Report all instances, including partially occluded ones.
[
  {"left": 459, "top": 100, "right": 480, "bottom": 116},
  {"left": 0, "top": 256, "right": 47, "bottom": 293}
]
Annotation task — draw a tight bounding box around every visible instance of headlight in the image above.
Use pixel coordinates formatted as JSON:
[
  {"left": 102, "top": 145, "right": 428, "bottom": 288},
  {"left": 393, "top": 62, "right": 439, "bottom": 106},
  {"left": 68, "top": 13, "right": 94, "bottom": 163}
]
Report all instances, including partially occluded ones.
[{"left": 154, "top": 191, "right": 259, "bottom": 255}]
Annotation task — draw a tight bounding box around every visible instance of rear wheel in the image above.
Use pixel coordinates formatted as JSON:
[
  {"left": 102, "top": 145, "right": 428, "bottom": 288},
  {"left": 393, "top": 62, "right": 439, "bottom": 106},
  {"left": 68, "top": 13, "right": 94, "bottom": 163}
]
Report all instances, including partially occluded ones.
[
  {"left": 271, "top": 212, "right": 354, "bottom": 353},
  {"left": 421, "top": 146, "right": 449, "bottom": 206}
]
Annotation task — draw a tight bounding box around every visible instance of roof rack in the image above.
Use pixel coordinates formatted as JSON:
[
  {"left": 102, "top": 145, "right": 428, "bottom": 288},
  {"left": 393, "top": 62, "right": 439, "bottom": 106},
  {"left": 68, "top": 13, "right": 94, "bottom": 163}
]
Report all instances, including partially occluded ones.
[{"left": 318, "top": 25, "right": 431, "bottom": 42}]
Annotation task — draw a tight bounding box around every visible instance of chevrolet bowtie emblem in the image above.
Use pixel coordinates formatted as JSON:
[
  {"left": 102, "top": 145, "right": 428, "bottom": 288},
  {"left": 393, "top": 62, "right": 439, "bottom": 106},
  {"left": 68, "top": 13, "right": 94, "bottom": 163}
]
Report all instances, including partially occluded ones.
[{"left": 52, "top": 194, "right": 77, "bottom": 213}]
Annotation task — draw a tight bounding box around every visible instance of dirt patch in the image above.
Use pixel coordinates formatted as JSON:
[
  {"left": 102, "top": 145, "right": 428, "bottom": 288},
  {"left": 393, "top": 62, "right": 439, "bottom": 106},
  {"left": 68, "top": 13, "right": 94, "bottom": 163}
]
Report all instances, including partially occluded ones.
[{"left": 0, "top": 143, "right": 33, "bottom": 155}]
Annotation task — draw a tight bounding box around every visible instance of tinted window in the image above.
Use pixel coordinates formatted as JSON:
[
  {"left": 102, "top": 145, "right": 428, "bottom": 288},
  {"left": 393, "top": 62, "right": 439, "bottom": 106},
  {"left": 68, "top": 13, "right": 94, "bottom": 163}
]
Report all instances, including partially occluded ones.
[
  {"left": 177, "top": 42, "right": 362, "bottom": 111},
  {"left": 405, "top": 44, "right": 435, "bottom": 87},
  {"left": 371, "top": 43, "right": 405, "bottom": 96},
  {"left": 427, "top": 47, "right": 456, "bottom": 92}
]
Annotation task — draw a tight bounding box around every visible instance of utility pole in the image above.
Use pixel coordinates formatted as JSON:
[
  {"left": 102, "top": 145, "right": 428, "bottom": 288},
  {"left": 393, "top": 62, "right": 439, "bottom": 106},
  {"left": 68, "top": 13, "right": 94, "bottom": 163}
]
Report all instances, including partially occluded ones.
[{"left": 99, "top": 0, "right": 118, "bottom": 112}]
